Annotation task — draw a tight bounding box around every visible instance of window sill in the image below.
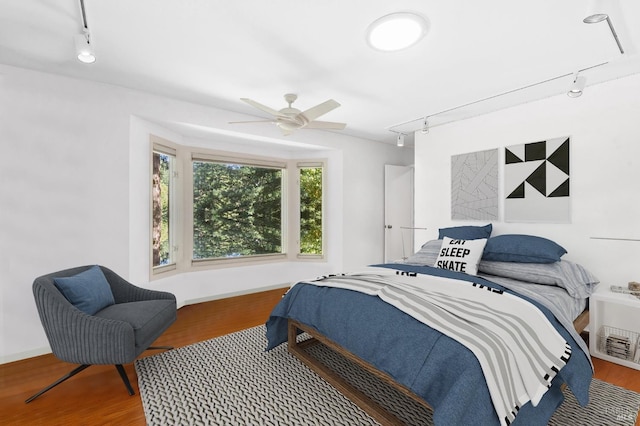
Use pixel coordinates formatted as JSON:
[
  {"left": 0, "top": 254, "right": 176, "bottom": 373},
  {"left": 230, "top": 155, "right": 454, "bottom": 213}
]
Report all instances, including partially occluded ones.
[{"left": 191, "top": 253, "right": 288, "bottom": 269}]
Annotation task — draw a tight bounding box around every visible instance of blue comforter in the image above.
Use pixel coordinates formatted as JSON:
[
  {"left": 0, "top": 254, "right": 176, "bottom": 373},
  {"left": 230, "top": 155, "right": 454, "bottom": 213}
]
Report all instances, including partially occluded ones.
[{"left": 265, "top": 264, "right": 592, "bottom": 426}]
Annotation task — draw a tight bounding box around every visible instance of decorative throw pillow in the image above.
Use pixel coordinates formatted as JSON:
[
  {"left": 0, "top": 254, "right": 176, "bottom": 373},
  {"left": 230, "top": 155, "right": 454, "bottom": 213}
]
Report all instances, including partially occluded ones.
[
  {"left": 478, "top": 259, "right": 598, "bottom": 299},
  {"left": 404, "top": 239, "right": 442, "bottom": 266},
  {"left": 438, "top": 223, "right": 492, "bottom": 240},
  {"left": 54, "top": 265, "right": 115, "bottom": 315},
  {"left": 434, "top": 237, "right": 487, "bottom": 275},
  {"left": 482, "top": 234, "right": 567, "bottom": 263}
]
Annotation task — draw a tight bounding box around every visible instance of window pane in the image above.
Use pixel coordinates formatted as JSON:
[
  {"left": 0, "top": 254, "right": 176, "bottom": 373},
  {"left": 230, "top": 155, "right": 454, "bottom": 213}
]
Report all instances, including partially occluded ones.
[
  {"left": 152, "top": 151, "right": 174, "bottom": 267},
  {"left": 192, "top": 161, "right": 282, "bottom": 259},
  {"left": 299, "top": 167, "right": 323, "bottom": 255}
]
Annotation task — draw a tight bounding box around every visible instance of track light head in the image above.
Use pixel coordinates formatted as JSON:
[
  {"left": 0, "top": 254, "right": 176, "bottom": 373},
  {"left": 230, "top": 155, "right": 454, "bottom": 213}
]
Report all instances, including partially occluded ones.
[
  {"left": 396, "top": 133, "right": 405, "bottom": 147},
  {"left": 582, "top": 0, "right": 625, "bottom": 54},
  {"left": 584, "top": 0, "right": 609, "bottom": 23},
  {"left": 421, "top": 117, "right": 430, "bottom": 134},
  {"left": 567, "top": 73, "right": 586, "bottom": 98},
  {"left": 583, "top": 13, "right": 608, "bottom": 23},
  {"left": 74, "top": 30, "right": 95, "bottom": 64}
]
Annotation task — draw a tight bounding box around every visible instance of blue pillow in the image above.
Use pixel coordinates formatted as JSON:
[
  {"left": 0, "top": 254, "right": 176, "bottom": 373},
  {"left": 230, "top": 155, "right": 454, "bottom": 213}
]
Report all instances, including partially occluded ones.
[
  {"left": 438, "top": 223, "right": 492, "bottom": 240},
  {"left": 482, "top": 234, "right": 567, "bottom": 263},
  {"left": 54, "top": 266, "right": 115, "bottom": 315}
]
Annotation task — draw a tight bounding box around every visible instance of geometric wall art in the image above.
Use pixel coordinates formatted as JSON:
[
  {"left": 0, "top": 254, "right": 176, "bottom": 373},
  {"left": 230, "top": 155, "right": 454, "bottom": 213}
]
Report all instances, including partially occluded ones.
[
  {"left": 451, "top": 148, "right": 499, "bottom": 220},
  {"left": 504, "top": 136, "right": 570, "bottom": 223}
]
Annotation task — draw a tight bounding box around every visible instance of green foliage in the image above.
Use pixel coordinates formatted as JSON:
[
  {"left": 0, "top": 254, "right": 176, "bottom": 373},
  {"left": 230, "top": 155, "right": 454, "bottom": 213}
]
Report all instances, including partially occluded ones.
[
  {"left": 192, "top": 162, "right": 282, "bottom": 259},
  {"left": 299, "top": 167, "right": 322, "bottom": 255}
]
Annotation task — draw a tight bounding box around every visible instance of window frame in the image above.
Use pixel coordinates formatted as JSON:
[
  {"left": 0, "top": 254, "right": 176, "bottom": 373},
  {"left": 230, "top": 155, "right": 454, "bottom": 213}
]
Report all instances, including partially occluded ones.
[{"left": 150, "top": 135, "right": 181, "bottom": 277}]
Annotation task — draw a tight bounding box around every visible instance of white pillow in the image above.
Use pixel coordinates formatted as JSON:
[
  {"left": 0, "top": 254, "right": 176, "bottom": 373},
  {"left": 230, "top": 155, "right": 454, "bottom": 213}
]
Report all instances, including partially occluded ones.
[{"left": 434, "top": 237, "right": 487, "bottom": 276}]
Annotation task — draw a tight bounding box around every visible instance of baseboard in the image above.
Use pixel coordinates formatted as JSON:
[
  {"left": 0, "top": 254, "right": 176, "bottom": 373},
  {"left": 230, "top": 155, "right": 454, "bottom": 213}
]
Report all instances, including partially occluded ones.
[
  {"left": 1, "top": 346, "right": 52, "bottom": 365},
  {"left": 182, "top": 282, "right": 290, "bottom": 307},
  {"left": 1, "top": 284, "right": 290, "bottom": 365}
]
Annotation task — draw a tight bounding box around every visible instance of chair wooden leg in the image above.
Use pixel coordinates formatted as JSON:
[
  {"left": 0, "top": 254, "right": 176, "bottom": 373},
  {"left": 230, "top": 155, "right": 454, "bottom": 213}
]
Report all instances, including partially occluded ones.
[
  {"left": 115, "top": 364, "right": 135, "bottom": 396},
  {"left": 25, "top": 364, "right": 91, "bottom": 403}
]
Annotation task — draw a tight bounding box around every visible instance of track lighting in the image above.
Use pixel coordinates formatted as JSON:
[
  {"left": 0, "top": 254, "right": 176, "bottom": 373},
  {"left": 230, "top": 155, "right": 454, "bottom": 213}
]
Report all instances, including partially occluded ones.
[
  {"left": 396, "top": 133, "right": 405, "bottom": 147},
  {"left": 421, "top": 117, "right": 430, "bottom": 134},
  {"left": 583, "top": 0, "right": 625, "bottom": 54},
  {"left": 75, "top": 29, "right": 95, "bottom": 64},
  {"left": 567, "top": 72, "right": 586, "bottom": 98},
  {"left": 75, "top": 0, "right": 95, "bottom": 64}
]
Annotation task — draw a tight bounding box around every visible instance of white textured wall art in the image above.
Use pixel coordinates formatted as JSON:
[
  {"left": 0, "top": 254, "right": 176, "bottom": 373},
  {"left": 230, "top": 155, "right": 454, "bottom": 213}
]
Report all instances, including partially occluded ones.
[{"left": 451, "top": 148, "right": 499, "bottom": 220}]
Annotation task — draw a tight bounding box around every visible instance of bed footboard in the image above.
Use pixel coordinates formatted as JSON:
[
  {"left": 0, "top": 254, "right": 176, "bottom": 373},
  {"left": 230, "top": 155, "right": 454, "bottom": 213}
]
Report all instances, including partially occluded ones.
[{"left": 287, "top": 319, "right": 432, "bottom": 426}]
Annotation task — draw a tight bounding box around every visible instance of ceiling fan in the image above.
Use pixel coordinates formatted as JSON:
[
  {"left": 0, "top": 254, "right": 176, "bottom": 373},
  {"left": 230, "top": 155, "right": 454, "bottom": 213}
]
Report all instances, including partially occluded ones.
[{"left": 230, "top": 94, "right": 346, "bottom": 135}]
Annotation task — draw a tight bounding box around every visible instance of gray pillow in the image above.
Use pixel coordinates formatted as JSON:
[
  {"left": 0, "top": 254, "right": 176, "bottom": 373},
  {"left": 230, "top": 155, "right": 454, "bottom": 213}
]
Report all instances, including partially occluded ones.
[
  {"left": 478, "top": 260, "right": 598, "bottom": 299},
  {"left": 404, "top": 240, "right": 441, "bottom": 266}
]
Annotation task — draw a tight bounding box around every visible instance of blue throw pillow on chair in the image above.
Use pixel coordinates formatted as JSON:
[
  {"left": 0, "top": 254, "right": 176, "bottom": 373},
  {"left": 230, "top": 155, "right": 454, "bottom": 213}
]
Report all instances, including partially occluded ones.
[{"left": 54, "top": 265, "right": 115, "bottom": 315}]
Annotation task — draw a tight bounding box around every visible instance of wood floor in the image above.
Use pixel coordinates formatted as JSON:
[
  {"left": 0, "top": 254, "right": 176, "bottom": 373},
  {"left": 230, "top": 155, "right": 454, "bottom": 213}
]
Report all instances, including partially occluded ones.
[{"left": 1, "top": 287, "right": 639, "bottom": 426}]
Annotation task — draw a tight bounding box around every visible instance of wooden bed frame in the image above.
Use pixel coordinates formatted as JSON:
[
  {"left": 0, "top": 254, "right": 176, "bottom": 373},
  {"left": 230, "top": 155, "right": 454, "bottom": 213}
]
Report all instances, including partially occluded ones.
[{"left": 287, "top": 310, "right": 590, "bottom": 426}]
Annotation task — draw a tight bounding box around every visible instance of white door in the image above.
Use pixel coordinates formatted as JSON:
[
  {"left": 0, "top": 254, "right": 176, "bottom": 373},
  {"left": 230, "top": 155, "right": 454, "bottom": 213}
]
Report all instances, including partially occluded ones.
[{"left": 384, "top": 165, "right": 414, "bottom": 262}]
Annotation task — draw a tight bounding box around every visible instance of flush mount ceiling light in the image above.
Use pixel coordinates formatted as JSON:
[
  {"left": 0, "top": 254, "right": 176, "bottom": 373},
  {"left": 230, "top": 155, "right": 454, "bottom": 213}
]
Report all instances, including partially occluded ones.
[
  {"left": 366, "top": 12, "right": 429, "bottom": 52},
  {"left": 583, "top": 0, "right": 625, "bottom": 54},
  {"left": 567, "top": 72, "right": 586, "bottom": 98},
  {"left": 75, "top": 0, "right": 95, "bottom": 64}
]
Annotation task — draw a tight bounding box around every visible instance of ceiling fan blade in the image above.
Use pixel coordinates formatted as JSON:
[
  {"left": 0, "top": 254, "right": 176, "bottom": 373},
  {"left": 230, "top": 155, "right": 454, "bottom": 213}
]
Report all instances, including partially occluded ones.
[
  {"left": 240, "top": 98, "right": 287, "bottom": 118},
  {"left": 304, "top": 120, "right": 347, "bottom": 130},
  {"left": 228, "top": 120, "right": 276, "bottom": 124},
  {"left": 300, "top": 99, "right": 341, "bottom": 122}
]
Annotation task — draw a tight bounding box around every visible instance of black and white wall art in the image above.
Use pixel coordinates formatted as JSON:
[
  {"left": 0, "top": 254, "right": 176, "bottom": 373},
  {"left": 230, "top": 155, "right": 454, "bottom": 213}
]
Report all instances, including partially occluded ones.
[
  {"left": 451, "top": 148, "right": 499, "bottom": 220},
  {"left": 504, "top": 137, "right": 570, "bottom": 223}
]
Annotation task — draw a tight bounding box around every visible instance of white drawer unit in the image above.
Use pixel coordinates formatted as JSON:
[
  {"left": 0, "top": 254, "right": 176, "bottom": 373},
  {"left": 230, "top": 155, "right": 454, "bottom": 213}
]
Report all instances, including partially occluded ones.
[{"left": 589, "top": 285, "right": 640, "bottom": 370}]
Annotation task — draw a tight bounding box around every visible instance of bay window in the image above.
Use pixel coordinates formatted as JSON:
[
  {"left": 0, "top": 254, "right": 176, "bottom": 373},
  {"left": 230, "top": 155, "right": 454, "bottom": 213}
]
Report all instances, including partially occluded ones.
[{"left": 150, "top": 135, "right": 325, "bottom": 276}]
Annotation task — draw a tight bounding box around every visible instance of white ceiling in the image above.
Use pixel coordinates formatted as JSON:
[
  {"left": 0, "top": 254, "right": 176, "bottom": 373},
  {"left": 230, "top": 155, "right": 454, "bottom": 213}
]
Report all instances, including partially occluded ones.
[{"left": 2, "top": 0, "right": 640, "bottom": 145}]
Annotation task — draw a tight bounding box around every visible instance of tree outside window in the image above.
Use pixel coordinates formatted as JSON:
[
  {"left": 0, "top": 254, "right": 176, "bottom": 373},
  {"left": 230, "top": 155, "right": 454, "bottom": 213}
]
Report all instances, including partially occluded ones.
[
  {"left": 299, "top": 166, "right": 323, "bottom": 255},
  {"left": 192, "top": 161, "right": 283, "bottom": 260}
]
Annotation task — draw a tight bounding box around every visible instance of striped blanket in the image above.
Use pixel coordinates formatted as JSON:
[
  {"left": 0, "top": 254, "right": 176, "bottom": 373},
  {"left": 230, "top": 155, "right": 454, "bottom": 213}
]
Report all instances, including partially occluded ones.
[{"left": 305, "top": 267, "right": 572, "bottom": 426}]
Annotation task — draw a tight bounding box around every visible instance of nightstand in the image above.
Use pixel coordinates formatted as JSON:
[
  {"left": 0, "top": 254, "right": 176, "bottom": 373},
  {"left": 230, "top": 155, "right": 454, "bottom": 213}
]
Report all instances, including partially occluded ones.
[{"left": 589, "top": 284, "right": 640, "bottom": 370}]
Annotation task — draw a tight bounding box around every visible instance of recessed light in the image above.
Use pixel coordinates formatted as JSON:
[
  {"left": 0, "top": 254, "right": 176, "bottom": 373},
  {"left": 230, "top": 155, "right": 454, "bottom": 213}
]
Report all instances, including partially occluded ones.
[{"left": 366, "top": 12, "right": 429, "bottom": 52}]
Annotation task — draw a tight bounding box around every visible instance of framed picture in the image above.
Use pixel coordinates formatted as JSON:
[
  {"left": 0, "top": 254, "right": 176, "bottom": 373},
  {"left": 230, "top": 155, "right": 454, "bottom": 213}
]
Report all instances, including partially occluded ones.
[
  {"left": 504, "top": 137, "right": 570, "bottom": 223},
  {"left": 451, "top": 148, "right": 499, "bottom": 220}
]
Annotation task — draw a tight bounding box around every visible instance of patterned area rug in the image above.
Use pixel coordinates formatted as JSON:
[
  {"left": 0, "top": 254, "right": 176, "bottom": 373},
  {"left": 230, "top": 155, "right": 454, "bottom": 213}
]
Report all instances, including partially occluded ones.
[{"left": 135, "top": 325, "right": 640, "bottom": 425}]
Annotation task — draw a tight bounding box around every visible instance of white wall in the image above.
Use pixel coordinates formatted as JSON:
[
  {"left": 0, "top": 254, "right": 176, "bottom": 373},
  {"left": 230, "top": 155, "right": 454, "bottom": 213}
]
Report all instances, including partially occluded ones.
[
  {"left": 0, "top": 65, "right": 412, "bottom": 363},
  {"left": 414, "top": 73, "right": 640, "bottom": 286}
]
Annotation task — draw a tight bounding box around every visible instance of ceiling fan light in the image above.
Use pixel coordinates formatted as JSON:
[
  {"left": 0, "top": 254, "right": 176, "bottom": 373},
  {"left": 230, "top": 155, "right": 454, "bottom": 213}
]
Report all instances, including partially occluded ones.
[{"left": 366, "top": 12, "right": 429, "bottom": 52}]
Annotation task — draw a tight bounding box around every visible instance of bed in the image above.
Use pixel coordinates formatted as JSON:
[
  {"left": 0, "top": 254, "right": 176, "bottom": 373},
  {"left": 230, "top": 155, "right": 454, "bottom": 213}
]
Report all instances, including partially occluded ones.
[{"left": 266, "top": 232, "right": 599, "bottom": 426}]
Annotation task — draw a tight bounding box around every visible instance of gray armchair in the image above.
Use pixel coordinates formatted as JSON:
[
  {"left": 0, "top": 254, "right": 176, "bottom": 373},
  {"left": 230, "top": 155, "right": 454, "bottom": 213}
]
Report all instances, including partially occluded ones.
[{"left": 26, "top": 265, "right": 177, "bottom": 403}]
